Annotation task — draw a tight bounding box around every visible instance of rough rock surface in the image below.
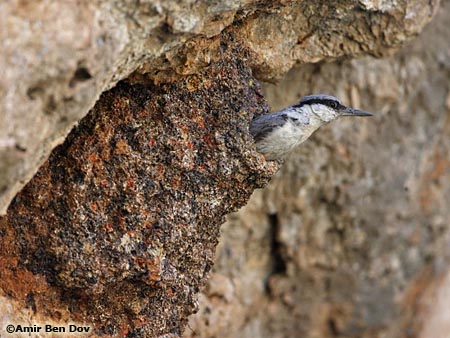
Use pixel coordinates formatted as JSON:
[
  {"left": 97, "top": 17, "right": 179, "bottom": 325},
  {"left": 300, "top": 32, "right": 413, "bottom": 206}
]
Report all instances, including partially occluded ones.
[
  {"left": 0, "top": 0, "right": 444, "bottom": 337},
  {"left": 0, "top": 50, "right": 277, "bottom": 337},
  {"left": 0, "top": 0, "right": 438, "bottom": 214},
  {"left": 187, "top": 1, "right": 450, "bottom": 337}
]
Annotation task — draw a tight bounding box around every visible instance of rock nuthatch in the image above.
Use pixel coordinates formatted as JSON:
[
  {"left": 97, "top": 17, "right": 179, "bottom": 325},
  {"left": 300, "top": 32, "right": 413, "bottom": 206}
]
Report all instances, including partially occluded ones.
[{"left": 250, "top": 94, "right": 372, "bottom": 160}]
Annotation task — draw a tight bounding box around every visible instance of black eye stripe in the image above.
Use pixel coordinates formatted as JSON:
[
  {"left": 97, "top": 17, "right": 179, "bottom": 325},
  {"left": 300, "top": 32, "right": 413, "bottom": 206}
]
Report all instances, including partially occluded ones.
[{"left": 293, "top": 99, "right": 342, "bottom": 109}]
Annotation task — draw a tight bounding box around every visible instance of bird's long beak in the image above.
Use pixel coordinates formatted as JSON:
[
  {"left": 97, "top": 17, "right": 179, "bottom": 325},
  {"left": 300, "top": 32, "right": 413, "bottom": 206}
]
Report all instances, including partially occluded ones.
[{"left": 342, "top": 107, "right": 373, "bottom": 116}]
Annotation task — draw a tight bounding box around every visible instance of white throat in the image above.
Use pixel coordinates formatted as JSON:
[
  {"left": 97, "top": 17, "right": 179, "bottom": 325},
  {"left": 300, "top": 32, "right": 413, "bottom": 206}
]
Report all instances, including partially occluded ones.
[{"left": 308, "top": 104, "right": 339, "bottom": 123}]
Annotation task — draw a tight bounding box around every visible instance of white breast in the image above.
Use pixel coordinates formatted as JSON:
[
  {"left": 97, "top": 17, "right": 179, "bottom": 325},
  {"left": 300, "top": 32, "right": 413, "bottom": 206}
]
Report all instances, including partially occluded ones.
[{"left": 255, "top": 119, "right": 320, "bottom": 160}]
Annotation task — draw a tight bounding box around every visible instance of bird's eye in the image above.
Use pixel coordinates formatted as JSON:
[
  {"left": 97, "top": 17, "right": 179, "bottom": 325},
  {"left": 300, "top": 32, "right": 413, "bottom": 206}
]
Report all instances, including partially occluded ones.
[{"left": 330, "top": 101, "right": 338, "bottom": 109}]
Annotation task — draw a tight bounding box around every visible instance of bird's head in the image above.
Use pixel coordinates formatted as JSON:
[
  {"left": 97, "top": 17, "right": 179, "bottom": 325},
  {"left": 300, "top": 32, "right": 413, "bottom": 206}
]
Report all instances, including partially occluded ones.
[{"left": 294, "top": 94, "right": 372, "bottom": 123}]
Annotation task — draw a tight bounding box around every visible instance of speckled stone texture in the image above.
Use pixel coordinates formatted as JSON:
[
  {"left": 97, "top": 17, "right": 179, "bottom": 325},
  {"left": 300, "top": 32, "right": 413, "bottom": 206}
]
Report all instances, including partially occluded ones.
[
  {"left": 0, "top": 0, "right": 438, "bottom": 214},
  {"left": 187, "top": 1, "right": 450, "bottom": 337},
  {"left": 0, "top": 47, "right": 277, "bottom": 337},
  {"left": 0, "top": 0, "right": 443, "bottom": 337}
]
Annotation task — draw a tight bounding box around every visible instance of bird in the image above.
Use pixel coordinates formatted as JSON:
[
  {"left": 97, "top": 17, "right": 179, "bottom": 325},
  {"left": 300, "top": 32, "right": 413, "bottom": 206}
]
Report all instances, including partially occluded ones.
[{"left": 250, "top": 94, "right": 372, "bottom": 160}]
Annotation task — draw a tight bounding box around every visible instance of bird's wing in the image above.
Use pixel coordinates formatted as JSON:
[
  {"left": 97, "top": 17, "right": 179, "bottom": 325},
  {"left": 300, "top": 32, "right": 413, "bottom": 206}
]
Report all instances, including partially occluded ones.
[{"left": 249, "top": 114, "right": 288, "bottom": 142}]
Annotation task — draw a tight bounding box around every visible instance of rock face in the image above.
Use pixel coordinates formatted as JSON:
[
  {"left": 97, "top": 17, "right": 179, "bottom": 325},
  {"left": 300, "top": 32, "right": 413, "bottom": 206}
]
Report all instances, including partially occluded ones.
[
  {"left": 0, "top": 0, "right": 437, "bottom": 214},
  {"left": 0, "top": 0, "right": 444, "bottom": 337},
  {"left": 187, "top": 2, "right": 450, "bottom": 337},
  {"left": 0, "top": 49, "right": 277, "bottom": 336}
]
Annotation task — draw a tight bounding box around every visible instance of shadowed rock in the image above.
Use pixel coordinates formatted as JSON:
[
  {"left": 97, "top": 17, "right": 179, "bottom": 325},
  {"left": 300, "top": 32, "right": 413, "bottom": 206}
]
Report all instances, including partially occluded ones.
[{"left": 0, "top": 47, "right": 277, "bottom": 337}]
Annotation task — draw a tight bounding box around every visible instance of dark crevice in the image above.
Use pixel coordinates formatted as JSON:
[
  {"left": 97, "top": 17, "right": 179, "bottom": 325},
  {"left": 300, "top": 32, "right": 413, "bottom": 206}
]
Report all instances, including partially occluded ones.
[
  {"left": 69, "top": 67, "right": 92, "bottom": 88},
  {"left": 25, "top": 292, "right": 37, "bottom": 313},
  {"left": 15, "top": 143, "right": 27, "bottom": 152},
  {"left": 328, "top": 318, "right": 339, "bottom": 336},
  {"left": 268, "top": 213, "right": 287, "bottom": 276},
  {"left": 26, "top": 86, "right": 44, "bottom": 100}
]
